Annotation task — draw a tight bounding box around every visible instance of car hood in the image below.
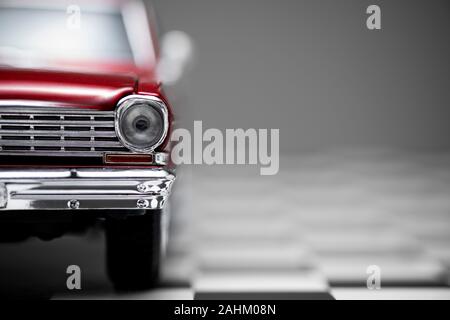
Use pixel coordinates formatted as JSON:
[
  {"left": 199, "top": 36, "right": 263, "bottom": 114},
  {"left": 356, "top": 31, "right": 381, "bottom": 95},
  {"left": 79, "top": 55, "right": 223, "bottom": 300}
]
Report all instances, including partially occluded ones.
[{"left": 0, "top": 67, "right": 139, "bottom": 110}]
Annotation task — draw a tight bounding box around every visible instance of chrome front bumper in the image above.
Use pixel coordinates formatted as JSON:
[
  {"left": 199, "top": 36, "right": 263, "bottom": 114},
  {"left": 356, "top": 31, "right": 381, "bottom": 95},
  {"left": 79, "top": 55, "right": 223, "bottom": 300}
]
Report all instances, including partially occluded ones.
[{"left": 0, "top": 168, "right": 175, "bottom": 211}]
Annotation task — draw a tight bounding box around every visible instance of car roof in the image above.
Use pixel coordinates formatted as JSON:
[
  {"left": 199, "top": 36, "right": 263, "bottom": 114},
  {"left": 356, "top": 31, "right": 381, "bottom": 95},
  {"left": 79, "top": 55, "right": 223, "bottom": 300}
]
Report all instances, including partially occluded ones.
[{"left": 0, "top": 0, "right": 141, "bottom": 11}]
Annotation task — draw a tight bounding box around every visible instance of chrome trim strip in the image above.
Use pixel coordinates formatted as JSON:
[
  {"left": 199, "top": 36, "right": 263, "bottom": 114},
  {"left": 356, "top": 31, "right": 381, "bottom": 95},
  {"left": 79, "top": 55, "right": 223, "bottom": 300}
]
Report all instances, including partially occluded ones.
[
  {"left": 0, "top": 119, "right": 114, "bottom": 126},
  {"left": 0, "top": 150, "right": 169, "bottom": 164},
  {"left": 0, "top": 105, "right": 114, "bottom": 114},
  {"left": 115, "top": 95, "right": 169, "bottom": 153},
  {"left": 0, "top": 140, "right": 121, "bottom": 147},
  {"left": 0, "top": 168, "right": 175, "bottom": 210},
  {"left": 0, "top": 168, "right": 172, "bottom": 179},
  {"left": 0, "top": 130, "right": 117, "bottom": 137},
  {"left": 0, "top": 151, "right": 120, "bottom": 157}
]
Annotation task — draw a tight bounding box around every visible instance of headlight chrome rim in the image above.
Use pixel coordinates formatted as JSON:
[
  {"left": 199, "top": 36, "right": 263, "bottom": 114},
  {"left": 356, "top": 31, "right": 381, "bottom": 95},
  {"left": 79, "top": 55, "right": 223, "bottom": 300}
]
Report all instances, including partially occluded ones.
[{"left": 115, "top": 95, "right": 169, "bottom": 153}]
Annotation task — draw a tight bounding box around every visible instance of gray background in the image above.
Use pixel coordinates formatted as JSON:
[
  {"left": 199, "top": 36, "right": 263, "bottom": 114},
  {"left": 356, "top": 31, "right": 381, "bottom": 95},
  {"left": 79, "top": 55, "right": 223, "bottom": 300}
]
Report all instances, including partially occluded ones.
[{"left": 152, "top": 0, "right": 450, "bottom": 153}]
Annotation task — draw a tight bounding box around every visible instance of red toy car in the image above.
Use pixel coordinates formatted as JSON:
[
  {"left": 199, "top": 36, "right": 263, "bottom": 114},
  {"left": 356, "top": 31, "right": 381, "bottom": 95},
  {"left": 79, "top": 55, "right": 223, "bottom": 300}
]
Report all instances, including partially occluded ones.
[{"left": 0, "top": 0, "right": 176, "bottom": 289}]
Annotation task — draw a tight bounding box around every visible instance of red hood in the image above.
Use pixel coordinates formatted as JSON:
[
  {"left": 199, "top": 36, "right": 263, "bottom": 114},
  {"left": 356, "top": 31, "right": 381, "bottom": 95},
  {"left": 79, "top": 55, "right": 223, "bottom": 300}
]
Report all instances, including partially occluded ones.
[{"left": 0, "top": 67, "right": 146, "bottom": 110}]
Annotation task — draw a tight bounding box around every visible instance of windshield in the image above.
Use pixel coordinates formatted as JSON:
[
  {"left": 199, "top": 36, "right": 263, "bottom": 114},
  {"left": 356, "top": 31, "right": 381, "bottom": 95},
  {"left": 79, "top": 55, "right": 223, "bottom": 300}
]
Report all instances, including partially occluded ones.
[{"left": 0, "top": 6, "right": 134, "bottom": 66}]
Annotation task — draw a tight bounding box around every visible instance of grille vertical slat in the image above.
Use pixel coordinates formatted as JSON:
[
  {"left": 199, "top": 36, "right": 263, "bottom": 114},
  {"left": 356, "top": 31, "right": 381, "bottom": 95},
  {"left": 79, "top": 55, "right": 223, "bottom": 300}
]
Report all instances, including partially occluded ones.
[{"left": 0, "top": 107, "right": 128, "bottom": 156}]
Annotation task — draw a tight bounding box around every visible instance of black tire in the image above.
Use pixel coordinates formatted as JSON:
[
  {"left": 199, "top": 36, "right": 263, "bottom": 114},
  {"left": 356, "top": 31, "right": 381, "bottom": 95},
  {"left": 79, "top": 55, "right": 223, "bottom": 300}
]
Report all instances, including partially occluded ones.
[{"left": 105, "top": 210, "right": 162, "bottom": 291}]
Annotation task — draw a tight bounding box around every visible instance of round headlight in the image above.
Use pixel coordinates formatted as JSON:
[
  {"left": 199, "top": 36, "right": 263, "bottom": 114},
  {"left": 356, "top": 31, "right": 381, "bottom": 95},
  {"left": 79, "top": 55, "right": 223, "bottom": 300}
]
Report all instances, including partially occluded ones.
[{"left": 115, "top": 96, "right": 169, "bottom": 152}]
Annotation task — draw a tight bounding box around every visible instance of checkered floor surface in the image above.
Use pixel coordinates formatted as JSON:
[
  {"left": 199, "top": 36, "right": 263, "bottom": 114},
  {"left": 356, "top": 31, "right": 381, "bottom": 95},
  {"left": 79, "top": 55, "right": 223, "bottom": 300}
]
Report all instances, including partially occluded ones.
[{"left": 1, "top": 150, "right": 449, "bottom": 299}]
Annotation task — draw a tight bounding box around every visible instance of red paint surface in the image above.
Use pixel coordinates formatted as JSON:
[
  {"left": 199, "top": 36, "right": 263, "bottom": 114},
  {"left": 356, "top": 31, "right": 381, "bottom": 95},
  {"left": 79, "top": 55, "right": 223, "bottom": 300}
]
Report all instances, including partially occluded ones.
[{"left": 0, "top": 67, "right": 136, "bottom": 109}]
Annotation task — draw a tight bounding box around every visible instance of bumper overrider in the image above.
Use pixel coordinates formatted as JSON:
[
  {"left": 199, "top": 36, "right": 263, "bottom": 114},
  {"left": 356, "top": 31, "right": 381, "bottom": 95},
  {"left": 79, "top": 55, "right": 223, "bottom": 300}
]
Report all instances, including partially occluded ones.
[{"left": 0, "top": 168, "right": 175, "bottom": 210}]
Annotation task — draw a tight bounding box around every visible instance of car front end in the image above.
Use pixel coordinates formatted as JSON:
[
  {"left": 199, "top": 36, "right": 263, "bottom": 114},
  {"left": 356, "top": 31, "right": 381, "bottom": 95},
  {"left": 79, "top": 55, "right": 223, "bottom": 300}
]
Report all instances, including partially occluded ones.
[
  {"left": 0, "top": 95, "right": 175, "bottom": 212},
  {"left": 0, "top": 0, "right": 178, "bottom": 289}
]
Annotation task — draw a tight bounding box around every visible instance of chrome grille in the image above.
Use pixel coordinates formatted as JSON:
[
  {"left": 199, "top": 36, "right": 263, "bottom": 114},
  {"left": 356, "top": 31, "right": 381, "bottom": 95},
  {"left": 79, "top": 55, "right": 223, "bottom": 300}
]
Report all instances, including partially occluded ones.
[{"left": 0, "top": 107, "right": 128, "bottom": 156}]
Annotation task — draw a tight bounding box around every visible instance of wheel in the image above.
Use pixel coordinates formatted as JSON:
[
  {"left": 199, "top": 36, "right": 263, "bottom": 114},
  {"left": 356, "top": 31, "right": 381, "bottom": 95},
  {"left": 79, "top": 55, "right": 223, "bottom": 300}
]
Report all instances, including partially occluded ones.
[{"left": 105, "top": 210, "right": 163, "bottom": 291}]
